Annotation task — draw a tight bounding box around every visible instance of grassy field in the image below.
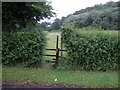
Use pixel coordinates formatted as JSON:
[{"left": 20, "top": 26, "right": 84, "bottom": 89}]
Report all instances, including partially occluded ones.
[{"left": 2, "top": 30, "right": 119, "bottom": 88}]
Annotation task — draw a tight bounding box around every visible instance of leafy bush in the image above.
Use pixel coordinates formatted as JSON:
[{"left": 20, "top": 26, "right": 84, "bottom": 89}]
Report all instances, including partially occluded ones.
[
  {"left": 61, "top": 26, "right": 119, "bottom": 71},
  {"left": 3, "top": 29, "right": 46, "bottom": 67}
]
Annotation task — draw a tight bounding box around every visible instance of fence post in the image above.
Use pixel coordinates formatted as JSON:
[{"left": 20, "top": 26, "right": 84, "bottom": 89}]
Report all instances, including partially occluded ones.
[
  {"left": 61, "top": 34, "right": 63, "bottom": 61},
  {"left": 53, "top": 35, "right": 59, "bottom": 68}
]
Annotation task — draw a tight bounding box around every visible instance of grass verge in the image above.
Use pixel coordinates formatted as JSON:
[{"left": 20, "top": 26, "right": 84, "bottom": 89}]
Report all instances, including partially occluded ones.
[{"left": 2, "top": 65, "right": 118, "bottom": 88}]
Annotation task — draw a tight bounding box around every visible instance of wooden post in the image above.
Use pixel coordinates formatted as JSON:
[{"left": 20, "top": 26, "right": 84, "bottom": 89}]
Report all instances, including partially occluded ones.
[
  {"left": 53, "top": 35, "right": 59, "bottom": 68},
  {"left": 56, "top": 35, "right": 59, "bottom": 65},
  {"left": 61, "top": 35, "right": 63, "bottom": 61},
  {"left": 56, "top": 35, "right": 59, "bottom": 49},
  {"left": 56, "top": 48, "right": 59, "bottom": 65}
]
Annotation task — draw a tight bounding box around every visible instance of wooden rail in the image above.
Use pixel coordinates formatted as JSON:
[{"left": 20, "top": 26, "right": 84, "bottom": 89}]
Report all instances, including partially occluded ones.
[
  {"left": 46, "top": 49, "right": 66, "bottom": 51},
  {"left": 43, "top": 54, "right": 56, "bottom": 57},
  {"left": 46, "top": 49, "right": 56, "bottom": 51}
]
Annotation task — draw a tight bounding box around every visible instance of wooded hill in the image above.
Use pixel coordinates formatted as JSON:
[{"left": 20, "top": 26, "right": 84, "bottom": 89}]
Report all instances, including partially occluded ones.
[{"left": 45, "top": 1, "right": 119, "bottom": 30}]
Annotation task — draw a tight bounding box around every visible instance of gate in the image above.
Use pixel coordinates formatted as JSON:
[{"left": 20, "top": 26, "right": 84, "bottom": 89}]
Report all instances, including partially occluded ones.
[{"left": 43, "top": 35, "right": 66, "bottom": 68}]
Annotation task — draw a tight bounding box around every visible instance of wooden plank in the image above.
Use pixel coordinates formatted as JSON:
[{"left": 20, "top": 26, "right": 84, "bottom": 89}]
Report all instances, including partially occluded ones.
[
  {"left": 50, "top": 61, "right": 56, "bottom": 63},
  {"left": 59, "top": 56, "right": 66, "bottom": 58},
  {"left": 45, "top": 59, "right": 56, "bottom": 63},
  {"left": 46, "top": 49, "right": 56, "bottom": 51},
  {"left": 43, "top": 55, "right": 56, "bottom": 57},
  {"left": 59, "top": 57, "right": 66, "bottom": 59},
  {"left": 45, "top": 48, "right": 66, "bottom": 51},
  {"left": 59, "top": 49, "right": 67, "bottom": 51},
  {"left": 59, "top": 56, "right": 61, "bottom": 58}
]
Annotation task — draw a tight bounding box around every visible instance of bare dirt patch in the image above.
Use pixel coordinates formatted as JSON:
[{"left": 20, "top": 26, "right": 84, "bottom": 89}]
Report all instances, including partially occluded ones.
[{"left": 2, "top": 82, "right": 87, "bottom": 88}]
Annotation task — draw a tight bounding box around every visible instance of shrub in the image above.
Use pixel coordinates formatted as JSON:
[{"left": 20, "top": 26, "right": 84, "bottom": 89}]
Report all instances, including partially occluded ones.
[
  {"left": 61, "top": 26, "right": 119, "bottom": 71},
  {"left": 3, "top": 29, "right": 46, "bottom": 67}
]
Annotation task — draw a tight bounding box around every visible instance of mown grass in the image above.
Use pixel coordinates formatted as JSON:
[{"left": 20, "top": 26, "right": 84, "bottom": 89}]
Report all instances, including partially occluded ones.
[
  {"left": 2, "top": 65, "right": 118, "bottom": 88},
  {"left": 2, "top": 29, "right": 119, "bottom": 88}
]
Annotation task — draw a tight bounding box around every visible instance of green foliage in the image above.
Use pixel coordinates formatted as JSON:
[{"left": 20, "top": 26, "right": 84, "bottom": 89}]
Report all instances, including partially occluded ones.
[
  {"left": 2, "top": 2, "right": 55, "bottom": 32},
  {"left": 61, "top": 26, "right": 119, "bottom": 71},
  {"left": 60, "top": 1, "right": 119, "bottom": 30},
  {"left": 50, "top": 18, "right": 62, "bottom": 30},
  {"left": 3, "top": 29, "right": 46, "bottom": 67},
  {"left": 75, "top": 15, "right": 93, "bottom": 28},
  {"left": 36, "top": 22, "right": 52, "bottom": 31}
]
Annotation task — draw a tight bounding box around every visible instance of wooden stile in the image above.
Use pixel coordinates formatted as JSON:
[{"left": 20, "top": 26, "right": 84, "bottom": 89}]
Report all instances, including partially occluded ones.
[{"left": 43, "top": 35, "right": 66, "bottom": 68}]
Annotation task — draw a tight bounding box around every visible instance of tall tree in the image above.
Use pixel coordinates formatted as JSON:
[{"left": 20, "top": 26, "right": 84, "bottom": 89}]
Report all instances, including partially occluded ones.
[
  {"left": 2, "top": 2, "right": 55, "bottom": 32},
  {"left": 36, "top": 22, "right": 51, "bottom": 30},
  {"left": 50, "top": 18, "right": 62, "bottom": 30}
]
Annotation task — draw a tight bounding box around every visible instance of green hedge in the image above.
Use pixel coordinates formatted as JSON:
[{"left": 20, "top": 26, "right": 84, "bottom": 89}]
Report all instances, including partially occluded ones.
[
  {"left": 61, "top": 26, "right": 119, "bottom": 71},
  {"left": 3, "top": 29, "right": 46, "bottom": 67}
]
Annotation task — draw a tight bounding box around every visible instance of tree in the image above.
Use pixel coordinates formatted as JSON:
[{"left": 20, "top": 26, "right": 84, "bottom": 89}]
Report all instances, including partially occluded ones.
[
  {"left": 84, "top": 15, "right": 93, "bottom": 26},
  {"left": 36, "top": 22, "right": 51, "bottom": 30},
  {"left": 2, "top": 2, "right": 55, "bottom": 32},
  {"left": 75, "top": 18, "right": 84, "bottom": 28},
  {"left": 50, "top": 18, "right": 62, "bottom": 30}
]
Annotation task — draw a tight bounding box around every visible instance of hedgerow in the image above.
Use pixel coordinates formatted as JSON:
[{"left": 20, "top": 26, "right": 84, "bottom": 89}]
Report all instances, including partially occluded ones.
[
  {"left": 3, "top": 29, "right": 46, "bottom": 67},
  {"left": 61, "top": 26, "right": 119, "bottom": 71}
]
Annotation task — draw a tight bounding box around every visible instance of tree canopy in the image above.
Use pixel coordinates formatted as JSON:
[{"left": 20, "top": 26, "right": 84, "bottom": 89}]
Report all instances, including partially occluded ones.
[
  {"left": 2, "top": 2, "right": 55, "bottom": 32},
  {"left": 50, "top": 18, "right": 62, "bottom": 30}
]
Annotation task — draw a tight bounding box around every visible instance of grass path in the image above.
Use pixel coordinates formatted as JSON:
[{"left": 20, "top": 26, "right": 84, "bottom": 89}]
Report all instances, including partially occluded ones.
[
  {"left": 46, "top": 32, "right": 61, "bottom": 49},
  {"left": 44, "top": 32, "right": 61, "bottom": 60}
]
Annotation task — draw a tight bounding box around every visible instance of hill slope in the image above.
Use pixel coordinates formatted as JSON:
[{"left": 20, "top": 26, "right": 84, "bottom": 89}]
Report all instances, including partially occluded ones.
[{"left": 50, "top": 1, "right": 119, "bottom": 30}]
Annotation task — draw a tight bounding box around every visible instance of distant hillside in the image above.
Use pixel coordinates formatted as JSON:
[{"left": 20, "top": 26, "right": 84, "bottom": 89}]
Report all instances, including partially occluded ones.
[{"left": 49, "top": 1, "right": 119, "bottom": 30}]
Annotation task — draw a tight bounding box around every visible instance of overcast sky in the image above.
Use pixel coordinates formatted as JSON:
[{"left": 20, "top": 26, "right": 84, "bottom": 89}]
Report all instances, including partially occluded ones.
[{"left": 42, "top": 0, "right": 119, "bottom": 23}]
